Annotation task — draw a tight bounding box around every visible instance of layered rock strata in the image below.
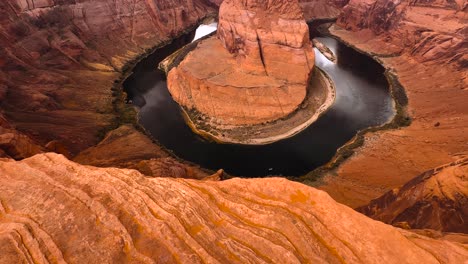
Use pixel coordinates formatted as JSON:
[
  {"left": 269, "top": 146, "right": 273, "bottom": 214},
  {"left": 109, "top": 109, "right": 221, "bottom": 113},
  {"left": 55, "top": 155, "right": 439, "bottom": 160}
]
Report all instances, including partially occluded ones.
[
  {"left": 167, "top": 0, "right": 315, "bottom": 127},
  {"left": 357, "top": 158, "right": 468, "bottom": 233},
  {"left": 0, "top": 0, "right": 216, "bottom": 156},
  {"left": 1, "top": 153, "right": 467, "bottom": 263},
  {"left": 299, "top": 0, "right": 349, "bottom": 21},
  {"left": 317, "top": 0, "right": 468, "bottom": 208}
]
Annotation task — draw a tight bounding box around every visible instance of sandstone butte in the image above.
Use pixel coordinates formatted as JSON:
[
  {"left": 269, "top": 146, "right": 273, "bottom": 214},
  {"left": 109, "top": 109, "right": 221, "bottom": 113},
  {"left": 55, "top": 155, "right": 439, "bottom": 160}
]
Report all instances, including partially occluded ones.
[
  {"left": 358, "top": 157, "right": 468, "bottom": 233},
  {"left": 167, "top": 0, "right": 316, "bottom": 128},
  {"left": 1, "top": 153, "right": 467, "bottom": 263}
]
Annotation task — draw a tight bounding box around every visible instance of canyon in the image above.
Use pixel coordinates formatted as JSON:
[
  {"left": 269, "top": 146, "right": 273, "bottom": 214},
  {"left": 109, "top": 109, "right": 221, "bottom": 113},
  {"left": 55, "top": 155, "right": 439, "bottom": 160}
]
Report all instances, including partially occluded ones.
[
  {"left": 0, "top": 0, "right": 217, "bottom": 156},
  {"left": 0, "top": 0, "right": 467, "bottom": 262},
  {"left": 318, "top": 0, "right": 468, "bottom": 208},
  {"left": 165, "top": 0, "right": 335, "bottom": 144}
]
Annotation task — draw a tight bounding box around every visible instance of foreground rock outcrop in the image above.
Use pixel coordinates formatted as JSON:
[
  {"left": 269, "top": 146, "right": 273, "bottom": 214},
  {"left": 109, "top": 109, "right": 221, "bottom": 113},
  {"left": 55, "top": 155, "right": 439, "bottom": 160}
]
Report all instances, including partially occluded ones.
[
  {"left": 358, "top": 158, "right": 468, "bottom": 233},
  {"left": 168, "top": 0, "right": 315, "bottom": 127},
  {"left": 318, "top": 0, "right": 468, "bottom": 208},
  {"left": 0, "top": 0, "right": 216, "bottom": 156},
  {"left": 1, "top": 153, "right": 467, "bottom": 263}
]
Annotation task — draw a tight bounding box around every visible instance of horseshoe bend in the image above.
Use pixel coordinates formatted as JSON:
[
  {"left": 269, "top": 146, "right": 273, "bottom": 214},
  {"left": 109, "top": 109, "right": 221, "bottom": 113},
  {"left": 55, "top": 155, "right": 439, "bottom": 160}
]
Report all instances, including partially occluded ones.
[
  {"left": 0, "top": 0, "right": 467, "bottom": 263},
  {"left": 165, "top": 0, "right": 335, "bottom": 144}
]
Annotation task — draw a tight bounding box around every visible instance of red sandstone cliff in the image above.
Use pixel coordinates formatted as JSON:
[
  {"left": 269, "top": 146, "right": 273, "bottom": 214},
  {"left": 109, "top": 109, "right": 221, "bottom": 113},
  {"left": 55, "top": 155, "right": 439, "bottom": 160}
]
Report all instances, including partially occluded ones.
[
  {"left": 337, "top": 0, "right": 467, "bottom": 67},
  {"left": 318, "top": 0, "right": 468, "bottom": 209},
  {"left": 0, "top": 0, "right": 216, "bottom": 156},
  {"left": 1, "top": 153, "right": 467, "bottom": 263}
]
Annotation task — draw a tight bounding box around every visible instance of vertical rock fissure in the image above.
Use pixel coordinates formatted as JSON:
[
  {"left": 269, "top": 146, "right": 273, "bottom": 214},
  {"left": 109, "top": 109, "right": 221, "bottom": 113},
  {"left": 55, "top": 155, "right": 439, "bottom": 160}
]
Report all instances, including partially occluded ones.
[{"left": 255, "top": 31, "right": 269, "bottom": 76}]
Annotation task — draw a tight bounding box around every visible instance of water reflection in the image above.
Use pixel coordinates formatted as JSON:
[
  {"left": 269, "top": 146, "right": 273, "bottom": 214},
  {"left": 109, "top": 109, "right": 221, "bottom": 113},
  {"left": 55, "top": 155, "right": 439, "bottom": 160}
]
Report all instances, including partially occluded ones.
[{"left": 123, "top": 26, "right": 395, "bottom": 177}]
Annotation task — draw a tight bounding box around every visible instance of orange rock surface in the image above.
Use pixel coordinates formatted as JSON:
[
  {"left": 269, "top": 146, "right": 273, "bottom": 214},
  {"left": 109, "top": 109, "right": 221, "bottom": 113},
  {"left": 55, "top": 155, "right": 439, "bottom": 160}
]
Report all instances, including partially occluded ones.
[
  {"left": 317, "top": 0, "right": 468, "bottom": 208},
  {"left": 1, "top": 153, "right": 467, "bottom": 263},
  {"left": 167, "top": 0, "right": 315, "bottom": 126},
  {"left": 357, "top": 158, "right": 468, "bottom": 233}
]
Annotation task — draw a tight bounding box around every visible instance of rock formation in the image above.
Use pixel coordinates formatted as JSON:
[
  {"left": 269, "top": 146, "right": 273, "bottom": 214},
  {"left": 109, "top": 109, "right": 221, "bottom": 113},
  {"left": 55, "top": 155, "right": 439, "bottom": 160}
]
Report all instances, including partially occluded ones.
[
  {"left": 0, "top": 113, "right": 44, "bottom": 159},
  {"left": 1, "top": 153, "right": 467, "bottom": 263},
  {"left": 357, "top": 158, "right": 468, "bottom": 233},
  {"left": 299, "top": 0, "right": 349, "bottom": 20},
  {"left": 209, "top": 0, "right": 349, "bottom": 20},
  {"left": 73, "top": 125, "right": 213, "bottom": 180},
  {"left": 167, "top": 0, "right": 315, "bottom": 127},
  {"left": 317, "top": 0, "right": 468, "bottom": 208},
  {"left": 0, "top": 0, "right": 216, "bottom": 156}
]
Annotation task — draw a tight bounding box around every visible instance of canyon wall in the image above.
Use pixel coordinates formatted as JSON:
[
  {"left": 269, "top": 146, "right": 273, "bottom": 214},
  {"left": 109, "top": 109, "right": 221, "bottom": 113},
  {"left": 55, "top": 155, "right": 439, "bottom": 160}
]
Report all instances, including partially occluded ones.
[
  {"left": 1, "top": 153, "right": 467, "bottom": 263},
  {"left": 318, "top": 0, "right": 467, "bottom": 208},
  {"left": 357, "top": 158, "right": 468, "bottom": 233},
  {"left": 209, "top": 0, "right": 348, "bottom": 20},
  {"left": 0, "top": 0, "right": 216, "bottom": 156},
  {"left": 299, "top": 0, "right": 349, "bottom": 20}
]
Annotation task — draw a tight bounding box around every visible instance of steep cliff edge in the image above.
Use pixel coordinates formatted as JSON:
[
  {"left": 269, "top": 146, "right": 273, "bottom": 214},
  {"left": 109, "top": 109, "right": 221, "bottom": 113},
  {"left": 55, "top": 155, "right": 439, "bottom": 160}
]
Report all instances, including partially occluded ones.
[
  {"left": 0, "top": 0, "right": 216, "bottom": 156},
  {"left": 357, "top": 158, "right": 468, "bottom": 233},
  {"left": 1, "top": 153, "right": 467, "bottom": 263},
  {"left": 318, "top": 0, "right": 468, "bottom": 208}
]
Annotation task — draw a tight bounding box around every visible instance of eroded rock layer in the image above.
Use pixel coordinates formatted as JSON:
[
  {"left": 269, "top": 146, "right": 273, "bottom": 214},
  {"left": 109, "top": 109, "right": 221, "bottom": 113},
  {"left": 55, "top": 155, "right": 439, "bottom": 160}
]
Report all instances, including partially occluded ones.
[
  {"left": 318, "top": 0, "right": 468, "bottom": 208},
  {"left": 299, "top": 0, "right": 349, "bottom": 20},
  {"left": 1, "top": 153, "right": 467, "bottom": 263},
  {"left": 0, "top": 0, "right": 216, "bottom": 156},
  {"left": 357, "top": 158, "right": 468, "bottom": 233},
  {"left": 168, "top": 0, "right": 315, "bottom": 126}
]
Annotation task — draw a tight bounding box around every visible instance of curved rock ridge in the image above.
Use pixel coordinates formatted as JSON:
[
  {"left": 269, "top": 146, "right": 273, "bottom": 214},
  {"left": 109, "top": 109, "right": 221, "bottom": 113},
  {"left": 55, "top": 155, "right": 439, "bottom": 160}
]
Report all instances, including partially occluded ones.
[
  {"left": 1, "top": 153, "right": 467, "bottom": 263},
  {"left": 0, "top": 0, "right": 216, "bottom": 156},
  {"left": 167, "top": 0, "right": 316, "bottom": 127},
  {"left": 357, "top": 158, "right": 468, "bottom": 233}
]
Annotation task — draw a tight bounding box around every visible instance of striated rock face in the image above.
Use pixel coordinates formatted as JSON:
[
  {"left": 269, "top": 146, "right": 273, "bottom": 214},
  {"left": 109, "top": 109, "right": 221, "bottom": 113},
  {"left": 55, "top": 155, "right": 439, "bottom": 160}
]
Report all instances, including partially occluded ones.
[
  {"left": 318, "top": 0, "right": 467, "bottom": 208},
  {"left": 168, "top": 0, "right": 315, "bottom": 126},
  {"left": 337, "top": 0, "right": 467, "bottom": 67},
  {"left": 1, "top": 153, "right": 467, "bottom": 263},
  {"left": 299, "top": 0, "right": 349, "bottom": 20},
  {"left": 357, "top": 158, "right": 468, "bottom": 233},
  {"left": 0, "top": 0, "right": 216, "bottom": 156},
  {"left": 217, "top": 0, "right": 314, "bottom": 83}
]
